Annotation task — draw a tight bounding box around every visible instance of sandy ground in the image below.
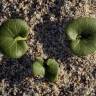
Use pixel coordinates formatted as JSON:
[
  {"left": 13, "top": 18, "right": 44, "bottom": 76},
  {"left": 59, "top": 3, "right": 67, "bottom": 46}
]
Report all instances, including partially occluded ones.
[{"left": 0, "top": 0, "right": 96, "bottom": 96}]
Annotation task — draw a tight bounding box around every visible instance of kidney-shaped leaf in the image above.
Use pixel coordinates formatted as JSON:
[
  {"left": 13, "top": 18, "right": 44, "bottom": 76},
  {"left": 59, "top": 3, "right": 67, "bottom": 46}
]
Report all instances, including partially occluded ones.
[
  {"left": 0, "top": 19, "right": 29, "bottom": 58},
  {"left": 66, "top": 17, "right": 96, "bottom": 56},
  {"left": 45, "top": 59, "right": 59, "bottom": 82}
]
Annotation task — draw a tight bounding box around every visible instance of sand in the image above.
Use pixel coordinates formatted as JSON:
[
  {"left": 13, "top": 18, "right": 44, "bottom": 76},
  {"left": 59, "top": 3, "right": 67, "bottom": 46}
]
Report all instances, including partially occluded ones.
[{"left": 0, "top": 0, "right": 96, "bottom": 96}]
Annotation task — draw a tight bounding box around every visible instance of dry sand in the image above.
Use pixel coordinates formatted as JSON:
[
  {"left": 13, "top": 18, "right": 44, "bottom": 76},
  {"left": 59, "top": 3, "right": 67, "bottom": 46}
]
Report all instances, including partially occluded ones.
[{"left": 0, "top": 0, "right": 96, "bottom": 96}]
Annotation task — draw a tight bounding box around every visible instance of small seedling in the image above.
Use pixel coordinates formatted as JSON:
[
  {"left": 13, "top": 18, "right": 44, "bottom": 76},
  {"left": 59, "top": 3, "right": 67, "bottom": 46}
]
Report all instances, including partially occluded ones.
[
  {"left": 32, "top": 57, "right": 59, "bottom": 82},
  {"left": 45, "top": 59, "right": 59, "bottom": 82},
  {"left": 32, "top": 57, "right": 45, "bottom": 78}
]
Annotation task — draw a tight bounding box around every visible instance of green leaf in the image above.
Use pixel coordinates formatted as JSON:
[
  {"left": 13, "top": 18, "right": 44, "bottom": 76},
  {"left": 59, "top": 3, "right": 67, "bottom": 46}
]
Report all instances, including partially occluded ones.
[
  {"left": 32, "top": 61, "right": 45, "bottom": 77},
  {"left": 45, "top": 59, "right": 59, "bottom": 82},
  {"left": 0, "top": 19, "right": 29, "bottom": 58},
  {"left": 35, "top": 57, "right": 44, "bottom": 65},
  {"left": 66, "top": 17, "right": 96, "bottom": 56}
]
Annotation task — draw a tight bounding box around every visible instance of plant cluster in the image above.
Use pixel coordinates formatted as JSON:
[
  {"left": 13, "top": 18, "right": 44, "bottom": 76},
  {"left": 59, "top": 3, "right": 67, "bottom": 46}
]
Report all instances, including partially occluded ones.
[
  {"left": 0, "top": 19, "right": 59, "bottom": 82},
  {"left": 32, "top": 57, "right": 59, "bottom": 82},
  {"left": 0, "top": 17, "right": 96, "bottom": 82}
]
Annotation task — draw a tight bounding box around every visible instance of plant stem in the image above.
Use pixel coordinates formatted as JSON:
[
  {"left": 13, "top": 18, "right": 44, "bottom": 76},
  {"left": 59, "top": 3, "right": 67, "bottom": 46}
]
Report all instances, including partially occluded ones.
[{"left": 15, "top": 36, "right": 27, "bottom": 41}]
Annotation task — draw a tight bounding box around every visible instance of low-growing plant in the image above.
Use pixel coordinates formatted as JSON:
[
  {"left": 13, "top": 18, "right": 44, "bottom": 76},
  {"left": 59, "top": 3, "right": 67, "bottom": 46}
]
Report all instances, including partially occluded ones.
[
  {"left": 0, "top": 19, "right": 29, "bottom": 58},
  {"left": 31, "top": 57, "right": 59, "bottom": 82},
  {"left": 31, "top": 57, "right": 45, "bottom": 78},
  {"left": 66, "top": 17, "right": 96, "bottom": 56},
  {"left": 45, "top": 59, "right": 59, "bottom": 82},
  {"left": 32, "top": 62, "right": 45, "bottom": 78}
]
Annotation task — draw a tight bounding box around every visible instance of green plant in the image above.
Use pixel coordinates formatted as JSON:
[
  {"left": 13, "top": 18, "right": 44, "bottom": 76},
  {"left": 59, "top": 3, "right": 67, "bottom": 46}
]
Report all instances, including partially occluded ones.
[
  {"left": 45, "top": 59, "right": 59, "bottom": 82},
  {"left": 66, "top": 17, "right": 96, "bottom": 56},
  {"left": 0, "top": 19, "right": 29, "bottom": 58},
  {"left": 32, "top": 57, "right": 45, "bottom": 77},
  {"left": 31, "top": 58, "right": 59, "bottom": 82},
  {"left": 35, "top": 57, "right": 44, "bottom": 64}
]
